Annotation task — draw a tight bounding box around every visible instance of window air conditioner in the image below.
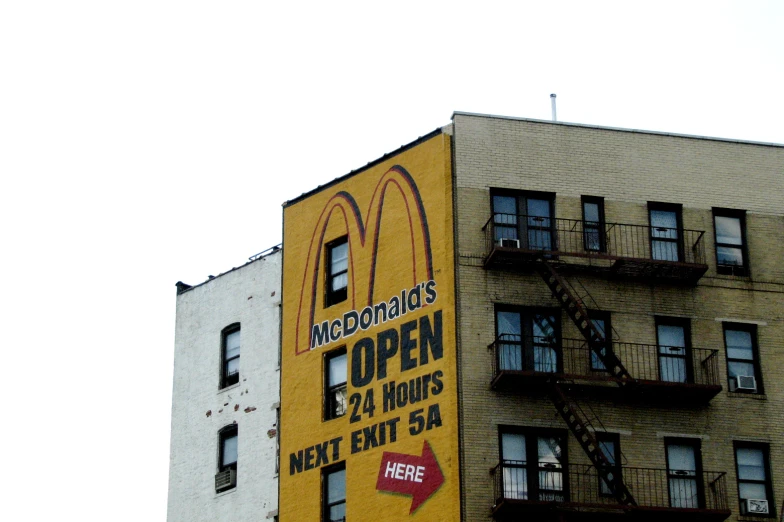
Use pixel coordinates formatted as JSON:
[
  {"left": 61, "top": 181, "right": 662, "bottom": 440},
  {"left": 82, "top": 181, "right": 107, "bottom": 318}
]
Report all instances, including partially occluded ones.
[
  {"left": 731, "top": 375, "right": 757, "bottom": 392},
  {"left": 496, "top": 238, "right": 520, "bottom": 248},
  {"left": 215, "top": 469, "right": 237, "bottom": 492},
  {"left": 740, "top": 498, "right": 769, "bottom": 515}
]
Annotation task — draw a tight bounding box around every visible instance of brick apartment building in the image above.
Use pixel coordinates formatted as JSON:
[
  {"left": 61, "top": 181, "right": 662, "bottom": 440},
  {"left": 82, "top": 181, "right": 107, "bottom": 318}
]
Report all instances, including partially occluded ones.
[
  {"left": 170, "top": 113, "right": 783, "bottom": 522},
  {"left": 452, "top": 112, "right": 783, "bottom": 521}
]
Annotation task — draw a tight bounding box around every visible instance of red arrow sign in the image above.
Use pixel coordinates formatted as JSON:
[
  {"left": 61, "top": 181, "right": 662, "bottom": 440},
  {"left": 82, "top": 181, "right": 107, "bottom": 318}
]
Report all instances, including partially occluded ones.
[{"left": 376, "top": 440, "right": 444, "bottom": 514}]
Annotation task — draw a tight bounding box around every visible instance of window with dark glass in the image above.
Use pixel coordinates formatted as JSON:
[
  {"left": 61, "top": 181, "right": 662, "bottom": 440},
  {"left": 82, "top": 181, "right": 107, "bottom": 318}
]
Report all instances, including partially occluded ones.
[
  {"left": 499, "top": 428, "right": 567, "bottom": 502},
  {"left": 325, "top": 348, "right": 347, "bottom": 420},
  {"left": 596, "top": 432, "right": 621, "bottom": 497},
  {"left": 323, "top": 463, "right": 346, "bottom": 522},
  {"left": 665, "top": 438, "right": 704, "bottom": 509},
  {"left": 495, "top": 307, "right": 560, "bottom": 373},
  {"left": 713, "top": 209, "right": 748, "bottom": 275},
  {"left": 221, "top": 324, "right": 240, "bottom": 388},
  {"left": 582, "top": 196, "right": 606, "bottom": 252},
  {"left": 326, "top": 237, "right": 348, "bottom": 307},
  {"left": 735, "top": 443, "right": 774, "bottom": 516},
  {"left": 216, "top": 424, "right": 238, "bottom": 492},
  {"left": 656, "top": 317, "right": 692, "bottom": 383},
  {"left": 724, "top": 323, "right": 762, "bottom": 393},
  {"left": 649, "top": 203, "right": 683, "bottom": 262},
  {"left": 589, "top": 310, "right": 611, "bottom": 371},
  {"left": 491, "top": 190, "right": 555, "bottom": 251}
]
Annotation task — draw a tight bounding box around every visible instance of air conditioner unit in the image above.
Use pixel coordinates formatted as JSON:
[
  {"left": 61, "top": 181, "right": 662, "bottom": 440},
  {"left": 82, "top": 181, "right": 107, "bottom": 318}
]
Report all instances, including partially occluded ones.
[
  {"left": 730, "top": 375, "right": 757, "bottom": 392},
  {"left": 215, "top": 469, "right": 237, "bottom": 492},
  {"left": 496, "top": 238, "right": 520, "bottom": 248},
  {"left": 740, "top": 498, "right": 769, "bottom": 515}
]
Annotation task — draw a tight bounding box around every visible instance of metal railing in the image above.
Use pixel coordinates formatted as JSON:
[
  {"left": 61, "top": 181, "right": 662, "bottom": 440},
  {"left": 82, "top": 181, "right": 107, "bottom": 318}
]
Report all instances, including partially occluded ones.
[
  {"left": 492, "top": 462, "right": 728, "bottom": 511},
  {"left": 483, "top": 215, "right": 707, "bottom": 265},
  {"left": 489, "top": 336, "right": 721, "bottom": 387}
]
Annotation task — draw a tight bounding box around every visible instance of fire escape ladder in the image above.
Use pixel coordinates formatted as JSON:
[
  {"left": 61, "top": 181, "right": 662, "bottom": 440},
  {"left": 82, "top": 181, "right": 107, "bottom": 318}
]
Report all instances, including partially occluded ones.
[
  {"left": 535, "top": 258, "right": 633, "bottom": 383},
  {"left": 548, "top": 380, "right": 637, "bottom": 507}
]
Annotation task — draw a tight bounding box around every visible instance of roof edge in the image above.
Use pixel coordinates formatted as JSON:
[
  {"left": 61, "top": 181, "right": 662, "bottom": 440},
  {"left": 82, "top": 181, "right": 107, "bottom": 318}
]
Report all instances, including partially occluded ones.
[
  {"left": 283, "top": 127, "right": 445, "bottom": 208},
  {"left": 451, "top": 111, "right": 784, "bottom": 148}
]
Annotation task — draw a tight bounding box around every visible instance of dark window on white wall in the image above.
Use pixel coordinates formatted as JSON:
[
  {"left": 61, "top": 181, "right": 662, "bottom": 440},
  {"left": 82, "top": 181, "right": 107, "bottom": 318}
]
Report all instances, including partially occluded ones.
[
  {"left": 324, "top": 348, "right": 347, "bottom": 420},
  {"left": 221, "top": 324, "right": 240, "bottom": 388},
  {"left": 735, "top": 443, "right": 774, "bottom": 516},
  {"left": 713, "top": 209, "right": 748, "bottom": 275},
  {"left": 216, "top": 424, "right": 238, "bottom": 492},
  {"left": 326, "top": 237, "right": 348, "bottom": 307},
  {"left": 323, "top": 463, "right": 346, "bottom": 522},
  {"left": 724, "top": 323, "right": 763, "bottom": 393}
]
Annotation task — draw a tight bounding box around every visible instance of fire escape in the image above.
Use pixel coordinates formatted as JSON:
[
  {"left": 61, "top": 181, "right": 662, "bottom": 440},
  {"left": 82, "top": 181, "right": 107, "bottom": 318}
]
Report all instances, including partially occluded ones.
[
  {"left": 484, "top": 213, "right": 729, "bottom": 520},
  {"left": 537, "top": 258, "right": 637, "bottom": 506}
]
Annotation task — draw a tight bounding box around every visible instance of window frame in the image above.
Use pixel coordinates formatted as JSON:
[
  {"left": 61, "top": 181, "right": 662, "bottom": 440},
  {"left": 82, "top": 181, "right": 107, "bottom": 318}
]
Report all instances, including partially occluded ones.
[
  {"left": 655, "top": 317, "right": 694, "bottom": 384},
  {"left": 491, "top": 189, "right": 556, "bottom": 251},
  {"left": 664, "top": 437, "right": 705, "bottom": 509},
  {"left": 713, "top": 208, "right": 748, "bottom": 276},
  {"left": 324, "top": 347, "right": 348, "bottom": 421},
  {"left": 723, "top": 322, "right": 763, "bottom": 394},
  {"left": 648, "top": 202, "right": 684, "bottom": 262},
  {"left": 220, "top": 323, "right": 241, "bottom": 389},
  {"left": 498, "top": 426, "right": 570, "bottom": 503},
  {"left": 596, "top": 432, "right": 622, "bottom": 497},
  {"left": 734, "top": 442, "right": 775, "bottom": 517},
  {"left": 581, "top": 196, "right": 606, "bottom": 253},
  {"left": 588, "top": 310, "right": 612, "bottom": 372},
  {"left": 325, "top": 237, "right": 349, "bottom": 307},
  {"left": 494, "top": 305, "right": 562, "bottom": 374},
  {"left": 218, "top": 423, "right": 238, "bottom": 474},
  {"left": 322, "top": 461, "right": 346, "bottom": 522}
]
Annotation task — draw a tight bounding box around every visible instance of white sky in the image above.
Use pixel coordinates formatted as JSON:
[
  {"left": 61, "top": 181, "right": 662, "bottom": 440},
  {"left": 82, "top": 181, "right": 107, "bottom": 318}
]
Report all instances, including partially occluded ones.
[{"left": 1, "top": 1, "right": 782, "bottom": 520}]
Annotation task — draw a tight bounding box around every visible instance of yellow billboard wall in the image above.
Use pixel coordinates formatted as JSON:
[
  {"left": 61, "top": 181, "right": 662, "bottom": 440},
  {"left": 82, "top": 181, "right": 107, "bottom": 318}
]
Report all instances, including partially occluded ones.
[{"left": 280, "top": 132, "right": 458, "bottom": 521}]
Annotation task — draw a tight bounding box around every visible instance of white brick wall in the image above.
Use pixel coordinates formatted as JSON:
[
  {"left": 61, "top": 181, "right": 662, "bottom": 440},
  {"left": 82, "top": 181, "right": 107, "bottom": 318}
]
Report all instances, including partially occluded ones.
[{"left": 167, "top": 251, "right": 281, "bottom": 522}]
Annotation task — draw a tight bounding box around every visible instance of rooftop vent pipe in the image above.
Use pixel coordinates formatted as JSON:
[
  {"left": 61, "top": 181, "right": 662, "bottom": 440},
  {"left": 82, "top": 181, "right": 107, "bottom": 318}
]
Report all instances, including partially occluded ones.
[{"left": 550, "top": 93, "right": 557, "bottom": 122}]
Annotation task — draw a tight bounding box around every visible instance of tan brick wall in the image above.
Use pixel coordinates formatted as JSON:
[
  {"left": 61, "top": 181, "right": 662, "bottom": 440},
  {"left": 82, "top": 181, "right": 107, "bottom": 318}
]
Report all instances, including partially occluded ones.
[{"left": 452, "top": 114, "right": 784, "bottom": 521}]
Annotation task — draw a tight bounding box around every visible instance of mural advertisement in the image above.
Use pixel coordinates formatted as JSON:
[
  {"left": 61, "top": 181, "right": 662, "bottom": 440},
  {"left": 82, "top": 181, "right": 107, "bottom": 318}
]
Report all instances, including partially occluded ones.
[{"left": 280, "top": 132, "right": 458, "bottom": 521}]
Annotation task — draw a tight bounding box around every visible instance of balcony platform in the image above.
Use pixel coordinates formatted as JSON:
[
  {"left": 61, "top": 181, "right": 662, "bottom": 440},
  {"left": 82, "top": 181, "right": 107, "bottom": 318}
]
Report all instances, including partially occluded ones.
[
  {"left": 491, "top": 463, "right": 730, "bottom": 522},
  {"left": 492, "top": 500, "right": 731, "bottom": 522},
  {"left": 482, "top": 216, "right": 708, "bottom": 284},
  {"left": 489, "top": 338, "right": 723, "bottom": 405}
]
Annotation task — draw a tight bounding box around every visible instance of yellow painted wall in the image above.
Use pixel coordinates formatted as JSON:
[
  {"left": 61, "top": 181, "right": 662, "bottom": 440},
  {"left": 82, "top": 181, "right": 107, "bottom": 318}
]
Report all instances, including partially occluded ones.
[{"left": 280, "top": 133, "right": 458, "bottom": 521}]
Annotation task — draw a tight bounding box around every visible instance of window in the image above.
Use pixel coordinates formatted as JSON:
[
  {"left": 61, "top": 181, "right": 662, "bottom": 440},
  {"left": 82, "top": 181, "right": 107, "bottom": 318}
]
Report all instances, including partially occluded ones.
[
  {"left": 735, "top": 443, "right": 774, "bottom": 516},
  {"left": 649, "top": 203, "right": 683, "bottom": 262},
  {"left": 221, "top": 324, "right": 240, "bottom": 388},
  {"left": 724, "top": 323, "right": 763, "bottom": 393},
  {"left": 656, "top": 317, "right": 692, "bottom": 383},
  {"left": 323, "top": 463, "right": 346, "bottom": 522},
  {"left": 492, "top": 190, "right": 555, "bottom": 251},
  {"left": 582, "top": 196, "right": 606, "bottom": 252},
  {"left": 665, "top": 438, "right": 704, "bottom": 509},
  {"left": 499, "top": 428, "right": 567, "bottom": 502},
  {"left": 713, "top": 209, "right": 748, "bottom": 275},
  {"left": 326, "top": 237, "right": 348, "bottom": 307},
  {"left": 596, "top": 432, "right": 621, "bottom": 497},
  {"left": 589, "top": 310, "right": 611, "bottom": 371},
  {"left": 495, "top": 307, "right": 560, "bottom": 373},
  {"left": 325, "top": 348, "right": 347, "bottom": 420},
  {"left": 216, "top": 424, "right": 238, "bottom": 491}
]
